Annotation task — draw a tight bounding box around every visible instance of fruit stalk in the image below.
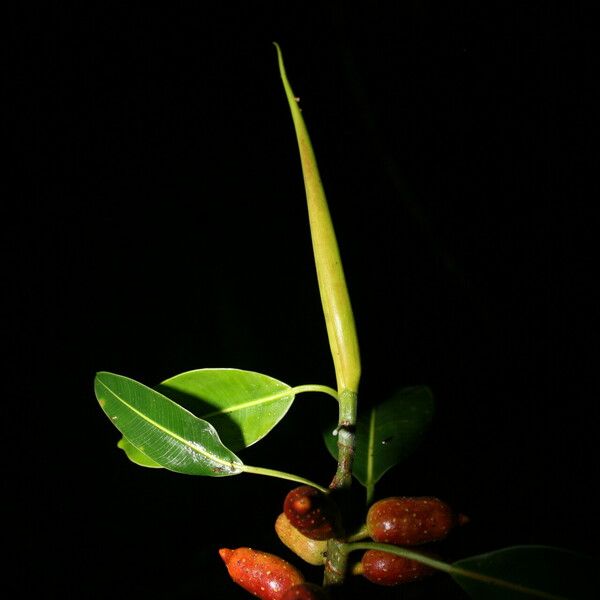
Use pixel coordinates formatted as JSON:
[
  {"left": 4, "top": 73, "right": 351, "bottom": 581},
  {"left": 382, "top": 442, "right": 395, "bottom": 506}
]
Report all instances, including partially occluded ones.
[{"left": 323, "top": 538, "right": 349, "bottom": 587}]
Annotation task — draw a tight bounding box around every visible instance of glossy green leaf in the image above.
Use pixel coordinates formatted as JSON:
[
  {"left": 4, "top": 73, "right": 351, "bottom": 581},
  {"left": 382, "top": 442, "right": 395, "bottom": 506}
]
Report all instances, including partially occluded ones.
[
  {"left": 324, "top": 386, "right": 434, "bottom": 490},
  {"left": 117, "top": 437, "right": 162, "bottom": 468},
  {"left": 156, "top": 369, "right": 295, "bottom": 451},
  {"left": 452, "top": 545, "right": 597, "bottom": 600},
  {"left": 95, "top": 371, "right": 243, "bottom": 476}
]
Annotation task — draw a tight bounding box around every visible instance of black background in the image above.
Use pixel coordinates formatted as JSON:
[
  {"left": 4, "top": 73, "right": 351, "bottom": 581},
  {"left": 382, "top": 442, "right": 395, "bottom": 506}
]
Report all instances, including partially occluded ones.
[{"left": 8, "top": 3, "right": 588, "bottom": 599}]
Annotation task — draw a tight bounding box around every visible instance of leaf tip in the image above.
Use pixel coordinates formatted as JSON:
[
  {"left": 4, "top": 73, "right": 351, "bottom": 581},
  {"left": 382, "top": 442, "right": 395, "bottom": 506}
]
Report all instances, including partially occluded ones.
[{"left": 273, "top": 42, "right": 283, "bottom": 60}]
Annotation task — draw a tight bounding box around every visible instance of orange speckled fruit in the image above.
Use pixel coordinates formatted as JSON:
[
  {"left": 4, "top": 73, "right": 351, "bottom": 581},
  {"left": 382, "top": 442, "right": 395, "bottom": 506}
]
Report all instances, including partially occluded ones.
[
  {"left": 281, "top": 582, "right": 330, "bottom": 599},
  {"left": 219, "top": 547, "right": 305, "bottom": 600},
  {"left": 283, "top": 486, "right": 340, "bottom": 541},
  {"left": 367, "top": 496, "right": 456, "bottom": 545},
  {"left": 361, "top": 550, "right": 434, "bottom": 586}
]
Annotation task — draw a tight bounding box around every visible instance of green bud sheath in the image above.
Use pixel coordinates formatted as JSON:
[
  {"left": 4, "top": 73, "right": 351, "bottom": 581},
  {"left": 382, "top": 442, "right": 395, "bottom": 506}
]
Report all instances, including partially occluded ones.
[{"left": 274, "top": 43, "right": 361, "bottom": 397}]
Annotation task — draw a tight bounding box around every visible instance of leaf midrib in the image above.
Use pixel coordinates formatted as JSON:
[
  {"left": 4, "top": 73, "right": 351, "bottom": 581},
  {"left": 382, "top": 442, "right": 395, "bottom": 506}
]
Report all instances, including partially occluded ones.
[
  {"left": 97, "top": 377, "right": 240, "bottom": 471},
  {"left": 200, "top": 388, "right": 293, "bottom": 419}
]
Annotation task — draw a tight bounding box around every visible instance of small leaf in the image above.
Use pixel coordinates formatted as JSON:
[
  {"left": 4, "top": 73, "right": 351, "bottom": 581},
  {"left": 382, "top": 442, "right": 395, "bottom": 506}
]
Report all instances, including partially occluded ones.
[
  {"left": 452, "top": 545, "right": 597, "bottom": 600},
  {"left": 95, "top": 371, "right": 243, "bottom": 476},
  {"left": 156, "top": 369, "right": 295, "bottom": 451},
  {"left": 324, "top": 387, "right": 434, "bottom": 490},
  {"left": 117, "top": 437, "right": 162, "bottom": 468}
]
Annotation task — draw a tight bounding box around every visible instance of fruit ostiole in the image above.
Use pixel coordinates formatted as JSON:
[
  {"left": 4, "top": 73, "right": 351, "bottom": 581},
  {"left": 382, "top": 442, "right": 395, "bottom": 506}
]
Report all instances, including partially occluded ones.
[{"left": 273, "top": 39, "right": 360, "bottom": 589}]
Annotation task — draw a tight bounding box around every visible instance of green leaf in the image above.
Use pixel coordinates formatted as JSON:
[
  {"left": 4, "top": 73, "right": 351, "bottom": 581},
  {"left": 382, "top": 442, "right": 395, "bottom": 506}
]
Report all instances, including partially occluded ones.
[
  {"left": 117, "top": 437, "right": 162, "bottom": 468},
  {"left": 95, "top": 371, "right": 243, "bottom": 476},
  {"left": 324, "top": 386, "right": 434, "bottom": 491},
  {"left": 346, "top": 542, "right": 596, "bottom": 600},
  {"left": 156, "top": 368, "right": 295, "bottom": 451},
  {"left": 452, "top": 545, "right": 597, "bottom": 600}
]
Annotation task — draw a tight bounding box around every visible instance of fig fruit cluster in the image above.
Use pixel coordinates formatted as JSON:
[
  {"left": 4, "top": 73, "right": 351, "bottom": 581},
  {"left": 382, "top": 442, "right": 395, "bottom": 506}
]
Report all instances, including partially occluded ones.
[
  {"left": 219, "top": 488, "right": 466, "bottom": 596},
  {"left": 359, "top": 496, "right": 466, "bottom": 586},
  {"left": 219, "top": 487, "right": 335, "bottom": 599}
]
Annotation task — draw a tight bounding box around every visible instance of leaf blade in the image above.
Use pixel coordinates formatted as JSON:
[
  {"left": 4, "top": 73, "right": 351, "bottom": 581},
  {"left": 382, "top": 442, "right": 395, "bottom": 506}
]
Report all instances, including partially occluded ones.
[
  {"left": 324, "top": 386, "right": 434, "bottom": 489},
  {"left": 452, "top": 545, "right": 597, "bottom": 600},
  {"left": 95, "top": 371, "right": 243, "bottom": 476},
  {"left": 117, "top": 437, "right": 163, "bottom": 468},
  {"left": 156, "top": 368, "right": 295, "bottom": 451}
]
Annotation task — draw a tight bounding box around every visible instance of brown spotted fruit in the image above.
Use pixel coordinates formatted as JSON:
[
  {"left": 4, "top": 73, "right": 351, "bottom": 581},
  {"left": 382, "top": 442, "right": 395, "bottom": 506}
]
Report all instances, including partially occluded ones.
[
  {"left": 219, "top": 547, "right": 304, "bottom": 600},
  {"left": 367, "top": 496, "right": 459, "bottom": 545},
  {"left": 281, "top": 582, "right": 330, "bottom": 599},
  {"left": 275, "top": 513, "right": 327, "bottom": 565},
  {"left": 359, "top": 550, "right": 435, "bottom": 586},
  {"left": 283, "top": 486, "right": 340, "bottom": 541}
]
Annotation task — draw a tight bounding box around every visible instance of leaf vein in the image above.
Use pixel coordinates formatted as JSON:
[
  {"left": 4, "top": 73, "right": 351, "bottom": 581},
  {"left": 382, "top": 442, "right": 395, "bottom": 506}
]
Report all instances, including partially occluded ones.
[{"left": 97, "top": 377, "right": 239, "bottom": 471}]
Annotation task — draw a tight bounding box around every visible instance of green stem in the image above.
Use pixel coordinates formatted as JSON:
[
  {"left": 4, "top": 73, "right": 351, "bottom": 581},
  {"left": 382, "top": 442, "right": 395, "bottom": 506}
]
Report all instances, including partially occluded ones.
[
  {"left": 346, "top": 542, "right": 454, "bottom": 573},
  {"left": 346, "top": 524, "right": 369, "bottom": 543},
  {"left": 291, "top": 384, "right": 339, "bottom": 402},
  {"left": 329, "top": 389, "right": 357, "bottom": 490},
  {"left": 345, "top": 543, "right": 568, "bottom": 600},
  {"left": 241, "top": 465, "right": 329, "bottom": 494},
  {"left": 322, "top": 538, "right": 349, "bottom": 587}
]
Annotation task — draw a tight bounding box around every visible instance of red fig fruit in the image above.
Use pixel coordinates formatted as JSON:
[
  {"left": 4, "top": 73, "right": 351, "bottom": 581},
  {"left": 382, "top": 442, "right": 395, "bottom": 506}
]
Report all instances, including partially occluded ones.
[
  {"left": 359, "top": 550, "right": 435, "bottom": 586},
  {"left": 283, "top": 486, "right": 340, "bottom": 540},
  {"left": 219, "top": 547, "right": 305, "bottom": 600},
  {"left": 367, "top": 496, "right": 457, "bottom": 545},
  {"left": 281, "top": 582, "right": 330, "bottom": 599}
]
